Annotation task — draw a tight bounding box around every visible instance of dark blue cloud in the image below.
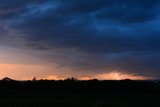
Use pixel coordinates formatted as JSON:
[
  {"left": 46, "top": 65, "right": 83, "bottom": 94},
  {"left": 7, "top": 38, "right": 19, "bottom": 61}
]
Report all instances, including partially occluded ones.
[{"left": 0, "top": 0, "right": 160, "bottom": 78}]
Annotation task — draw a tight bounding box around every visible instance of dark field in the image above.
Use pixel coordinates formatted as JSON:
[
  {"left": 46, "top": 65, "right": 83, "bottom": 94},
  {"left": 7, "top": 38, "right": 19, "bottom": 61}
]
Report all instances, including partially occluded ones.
[{"left": 0, "top": 79, "right": 160, "bottom": 107}]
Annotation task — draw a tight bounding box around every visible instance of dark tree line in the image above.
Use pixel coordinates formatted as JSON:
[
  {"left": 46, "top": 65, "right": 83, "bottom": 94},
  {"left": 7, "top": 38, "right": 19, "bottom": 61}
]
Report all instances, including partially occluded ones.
[{"left": 0, "top": 77, "right": 160, "bottom": 96}]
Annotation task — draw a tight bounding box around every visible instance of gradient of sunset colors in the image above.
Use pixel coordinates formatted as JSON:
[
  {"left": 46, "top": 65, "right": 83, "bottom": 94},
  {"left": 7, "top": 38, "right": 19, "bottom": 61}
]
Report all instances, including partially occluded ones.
[
  {"left": 0, "top": 0, "right": 160, "bottom": 80},
  {"left": 0, "top": 46, "right": 151, "bottom": 80}
]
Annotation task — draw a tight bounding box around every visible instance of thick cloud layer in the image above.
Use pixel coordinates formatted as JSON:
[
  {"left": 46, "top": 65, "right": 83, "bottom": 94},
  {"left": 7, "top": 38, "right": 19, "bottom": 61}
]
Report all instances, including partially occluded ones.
[{"left": 0, "top": 0, "right": 160, "bottom": 79}]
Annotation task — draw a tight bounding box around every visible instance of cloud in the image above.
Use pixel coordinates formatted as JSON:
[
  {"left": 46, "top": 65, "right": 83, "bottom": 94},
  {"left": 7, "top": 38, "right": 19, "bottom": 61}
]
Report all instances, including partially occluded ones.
[{"left": 0, "top": 0, "right": 160, "bottom": 79}]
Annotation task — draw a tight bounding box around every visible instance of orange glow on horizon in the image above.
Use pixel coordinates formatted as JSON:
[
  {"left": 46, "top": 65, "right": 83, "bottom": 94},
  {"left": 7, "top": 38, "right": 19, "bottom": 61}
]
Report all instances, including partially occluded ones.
[
  {"left": 0, "top": 63, "right": 57, "bottom": 80},
  {"left": 0, "top": 63, "right": 152, "bottom": 80},
  {"left": 44, "top": 75, "right": 65, "bottom": 80}
]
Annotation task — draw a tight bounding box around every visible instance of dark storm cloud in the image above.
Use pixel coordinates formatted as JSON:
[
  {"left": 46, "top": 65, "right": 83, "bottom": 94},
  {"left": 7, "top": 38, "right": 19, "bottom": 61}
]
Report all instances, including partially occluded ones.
[{"left": 0, "top": 0, "right": 160, "bottom": 78}]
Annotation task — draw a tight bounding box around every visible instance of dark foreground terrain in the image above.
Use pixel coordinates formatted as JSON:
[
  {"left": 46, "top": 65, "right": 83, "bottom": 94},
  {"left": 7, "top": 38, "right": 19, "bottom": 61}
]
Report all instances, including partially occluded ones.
[{"left": 0, "top": 78, "right": 160, "bottom": 107}]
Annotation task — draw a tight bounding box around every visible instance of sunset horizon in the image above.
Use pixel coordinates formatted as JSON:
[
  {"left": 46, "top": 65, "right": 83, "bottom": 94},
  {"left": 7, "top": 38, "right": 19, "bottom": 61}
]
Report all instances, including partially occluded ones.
[
  {"left": 0, "top": 1, "right": 160, "bottom": 106},
  {"left": 0, "top": 0, "right": 159, "bottom": 80}
]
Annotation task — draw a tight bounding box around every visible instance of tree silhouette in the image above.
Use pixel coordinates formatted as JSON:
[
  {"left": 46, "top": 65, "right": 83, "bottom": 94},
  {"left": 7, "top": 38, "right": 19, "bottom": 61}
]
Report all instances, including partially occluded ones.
[
  {"left": 2, "top": 77, "right": 13, "bottom": 81},
  {"left": 32, "top": 77, "right": 37, "bottom": 81}
]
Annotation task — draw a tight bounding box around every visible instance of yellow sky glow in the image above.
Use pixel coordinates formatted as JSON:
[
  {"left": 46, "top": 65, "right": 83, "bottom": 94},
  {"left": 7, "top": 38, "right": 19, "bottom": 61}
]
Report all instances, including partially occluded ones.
[{"left": 93, "top": 72, "right": 151, "bottom": 80}]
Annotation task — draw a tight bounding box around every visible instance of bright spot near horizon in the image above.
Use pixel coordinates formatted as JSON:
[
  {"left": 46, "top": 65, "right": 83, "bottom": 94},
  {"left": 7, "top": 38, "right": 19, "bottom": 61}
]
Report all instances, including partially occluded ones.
[{"left": 94, "top": 72, "right": 151, "bottom": 80}]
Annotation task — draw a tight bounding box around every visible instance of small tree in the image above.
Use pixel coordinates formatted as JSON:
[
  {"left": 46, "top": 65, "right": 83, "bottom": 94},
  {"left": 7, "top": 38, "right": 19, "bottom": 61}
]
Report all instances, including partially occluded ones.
[
  {"left": 32, "top": 77, "right": 37, "bottom": 81},
  {"left": 2, "top": 77, "right": 13, "bottom": 81}
]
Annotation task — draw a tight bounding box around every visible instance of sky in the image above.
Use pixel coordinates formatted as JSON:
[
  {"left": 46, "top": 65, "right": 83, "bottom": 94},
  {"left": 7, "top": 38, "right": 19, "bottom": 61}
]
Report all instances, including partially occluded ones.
[{"left": 0, "top": 0, "right": 160, "bottom": 80}]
